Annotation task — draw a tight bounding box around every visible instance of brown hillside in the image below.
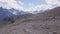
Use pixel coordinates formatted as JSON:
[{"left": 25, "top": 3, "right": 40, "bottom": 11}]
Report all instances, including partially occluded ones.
[{"left": 33, "top": 6, "right": 60, "bottom": 21}]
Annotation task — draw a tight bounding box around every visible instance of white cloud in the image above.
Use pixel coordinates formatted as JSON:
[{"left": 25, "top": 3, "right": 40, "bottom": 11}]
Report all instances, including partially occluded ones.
[
  {"left": 45, "top": 0, "right": 60, "bottom": 6},
  {"left": 17, "top": 0, "right": 24, "bottom": 5},
  {"left": 25, "top": 4, "right": 52, "bottom": 13},
  {"left": 0, "top": 0, "right": 23, "bottom": 10},
  {"left": 24, "top": 0, "right": 60, "bottom": 13}
]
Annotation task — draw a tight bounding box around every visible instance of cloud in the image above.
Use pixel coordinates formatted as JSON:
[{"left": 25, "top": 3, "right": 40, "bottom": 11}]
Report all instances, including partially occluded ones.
[
  {"left": 45, "top": 0, "right": 60, "bottom": 6},
  {"left": 17, "top": 0, "right": 24, "bottom": 5},
  {"left": 0, "top": 0, "right": 23, "bottom": 10},
  {"left": 25, "top": 4, "right": 52, "bottom": 13}
]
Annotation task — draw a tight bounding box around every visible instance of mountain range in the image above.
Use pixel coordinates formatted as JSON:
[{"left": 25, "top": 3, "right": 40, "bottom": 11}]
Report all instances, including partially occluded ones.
[
  {"left": 0, "top": 6, "right": 60, "bottom": 28},
  {"left": 0, "top": 7, "right": 33, "bottom": 25}
]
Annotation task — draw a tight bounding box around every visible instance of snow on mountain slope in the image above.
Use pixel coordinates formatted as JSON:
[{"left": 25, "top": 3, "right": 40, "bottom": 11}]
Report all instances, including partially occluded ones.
[
  {"left": 0, "top": 7, "right": 30, "bottom": 18},
  {"left": 0, "top": 7, "right": 14, "bottom": 18}
]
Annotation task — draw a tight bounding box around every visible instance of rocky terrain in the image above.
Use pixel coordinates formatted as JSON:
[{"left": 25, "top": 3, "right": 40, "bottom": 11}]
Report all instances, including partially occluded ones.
[{"left": 0, "top": 6, "right": 60, "bottom": 34}]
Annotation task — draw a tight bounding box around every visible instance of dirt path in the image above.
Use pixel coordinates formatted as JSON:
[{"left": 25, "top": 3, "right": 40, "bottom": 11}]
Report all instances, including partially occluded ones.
[{"left": 0, "top": 20, "right": 60, "bottom": 34}]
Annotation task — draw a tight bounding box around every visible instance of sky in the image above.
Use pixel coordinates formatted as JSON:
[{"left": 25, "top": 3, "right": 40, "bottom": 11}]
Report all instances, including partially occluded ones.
[{"left": 0, "top": 0, "right": 60, "bottom": 13}]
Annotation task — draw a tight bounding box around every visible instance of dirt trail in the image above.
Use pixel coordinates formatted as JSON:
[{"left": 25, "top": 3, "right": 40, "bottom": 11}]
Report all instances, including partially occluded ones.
[{"left": 0, "top": 19, "right": 60, "bottom": 34}]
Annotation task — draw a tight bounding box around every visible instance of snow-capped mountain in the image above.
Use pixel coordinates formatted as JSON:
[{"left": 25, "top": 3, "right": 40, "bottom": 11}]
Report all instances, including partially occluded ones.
[
  {"left": 0, "top": 7, "right": 33, "bottom": 25},
  {"left": 0, "top": 7, "right": 14, "bottom": 18},
  {"left": 0, "top": 7, "right": 30, "bottom": 19},
  {"left": 9, "top": 8, "right": 28, "bottom": 15}
]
